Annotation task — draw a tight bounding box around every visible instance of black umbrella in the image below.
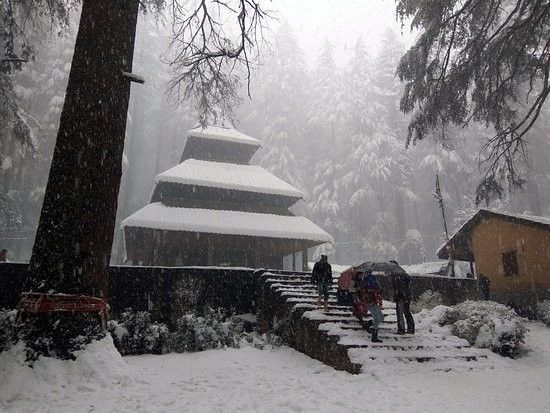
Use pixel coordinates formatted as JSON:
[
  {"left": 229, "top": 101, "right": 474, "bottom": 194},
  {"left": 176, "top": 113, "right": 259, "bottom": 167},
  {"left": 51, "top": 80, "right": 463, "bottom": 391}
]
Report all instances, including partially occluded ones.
[{"left": 353, "top": 261, "right": 407, "bottom": 275}]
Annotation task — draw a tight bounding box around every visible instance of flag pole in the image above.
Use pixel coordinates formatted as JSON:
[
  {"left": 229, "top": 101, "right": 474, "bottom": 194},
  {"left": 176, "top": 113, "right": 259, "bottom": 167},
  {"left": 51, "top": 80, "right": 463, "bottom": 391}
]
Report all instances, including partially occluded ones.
[{"left": 434, "top": 173, "right": 455, "bottom": 276}]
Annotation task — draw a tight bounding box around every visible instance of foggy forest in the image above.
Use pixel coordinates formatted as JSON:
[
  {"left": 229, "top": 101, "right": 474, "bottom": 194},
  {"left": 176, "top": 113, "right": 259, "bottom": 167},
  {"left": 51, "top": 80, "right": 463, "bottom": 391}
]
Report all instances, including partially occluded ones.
[{"left": 2, "top": 3, "right": 548, "bottom": 267}]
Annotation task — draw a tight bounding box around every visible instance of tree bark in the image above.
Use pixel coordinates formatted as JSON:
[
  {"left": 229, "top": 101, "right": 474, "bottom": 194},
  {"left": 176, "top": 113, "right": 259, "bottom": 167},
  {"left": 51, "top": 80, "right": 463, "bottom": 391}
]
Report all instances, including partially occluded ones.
[{"left": 26, "top": 0, "right": 141, "bottom": 299}]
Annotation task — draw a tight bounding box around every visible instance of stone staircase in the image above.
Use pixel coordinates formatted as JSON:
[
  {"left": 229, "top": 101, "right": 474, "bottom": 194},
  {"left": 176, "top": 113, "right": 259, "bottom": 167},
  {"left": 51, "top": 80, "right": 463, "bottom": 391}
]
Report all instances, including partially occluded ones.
[{"left": 258, "top": 270, "right": 494, "bottom": 374}]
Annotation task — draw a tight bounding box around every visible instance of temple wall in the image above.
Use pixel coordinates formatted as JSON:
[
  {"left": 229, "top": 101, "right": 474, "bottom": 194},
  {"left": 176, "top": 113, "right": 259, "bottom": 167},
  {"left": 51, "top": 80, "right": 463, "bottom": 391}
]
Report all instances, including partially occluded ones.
[
  {"left": 0, "top": 263, "right": 261, "bottom": 328},
  {"left": 1, "top": 264, "right": 481, "bottom": 324}
]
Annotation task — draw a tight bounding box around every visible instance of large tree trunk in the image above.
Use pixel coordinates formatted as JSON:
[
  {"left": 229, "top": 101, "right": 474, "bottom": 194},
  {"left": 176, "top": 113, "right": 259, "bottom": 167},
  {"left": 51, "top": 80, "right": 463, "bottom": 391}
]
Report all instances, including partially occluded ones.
[
  {"left": 20, "top": 0, "right": 141, "bottom": 361},
  {"left": 26, "top": 0, "right": 140, "bottom": 298}
]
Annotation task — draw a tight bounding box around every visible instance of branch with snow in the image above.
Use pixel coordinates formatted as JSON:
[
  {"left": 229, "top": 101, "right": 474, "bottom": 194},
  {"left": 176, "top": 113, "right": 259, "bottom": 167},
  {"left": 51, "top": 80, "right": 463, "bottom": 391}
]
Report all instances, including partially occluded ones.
[{"left": 165, "top": 0, "right": 272, "bottom": 125}]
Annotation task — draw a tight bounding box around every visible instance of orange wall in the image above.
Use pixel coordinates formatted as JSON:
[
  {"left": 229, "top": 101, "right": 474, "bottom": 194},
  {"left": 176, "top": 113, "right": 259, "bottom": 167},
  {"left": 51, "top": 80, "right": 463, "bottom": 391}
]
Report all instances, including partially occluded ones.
[{"left": 471, "top": 218, "right": 550, "bottom": 293}]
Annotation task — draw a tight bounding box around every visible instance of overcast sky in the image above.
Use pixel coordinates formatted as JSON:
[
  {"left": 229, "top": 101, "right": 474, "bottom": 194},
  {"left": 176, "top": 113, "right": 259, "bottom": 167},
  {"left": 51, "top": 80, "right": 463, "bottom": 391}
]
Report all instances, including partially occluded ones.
[{"left": 270, "top": 0, "right": 416, "bottom": 64}]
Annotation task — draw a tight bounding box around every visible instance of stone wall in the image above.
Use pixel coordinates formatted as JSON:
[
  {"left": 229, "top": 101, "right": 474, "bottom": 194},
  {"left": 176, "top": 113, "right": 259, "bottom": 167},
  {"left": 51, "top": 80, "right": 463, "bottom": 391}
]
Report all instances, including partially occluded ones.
[
  {"left": 1, "top": 263, "right": 481, "bottom": 326},
  {"left": 0, "top": 263, "right": 26, "bottom": 311},
  {"left": 377, "top": 273, "right": 482, "bottom": 305},
  {"left": 0, "top": 263, "right": 261, "bottom": 328}
]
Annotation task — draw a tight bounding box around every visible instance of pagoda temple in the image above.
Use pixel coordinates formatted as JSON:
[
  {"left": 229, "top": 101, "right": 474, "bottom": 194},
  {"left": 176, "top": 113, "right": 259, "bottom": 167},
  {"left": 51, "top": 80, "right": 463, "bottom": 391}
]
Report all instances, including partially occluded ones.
[{"left": 121, "top": 126, "right": 333, "bottom": 270}]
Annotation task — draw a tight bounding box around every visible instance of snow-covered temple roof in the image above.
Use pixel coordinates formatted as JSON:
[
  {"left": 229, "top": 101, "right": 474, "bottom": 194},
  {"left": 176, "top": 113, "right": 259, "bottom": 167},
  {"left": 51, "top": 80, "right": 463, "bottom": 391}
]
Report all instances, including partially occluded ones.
[
  {"left": 188, "top": 126, "right": 262, "bottom": 147},
  {"left": 121, "top": 203, "right": 334, "bottom": 244},
  {"left": 155, "top": 159, "right": 303, "bottom": 199}
]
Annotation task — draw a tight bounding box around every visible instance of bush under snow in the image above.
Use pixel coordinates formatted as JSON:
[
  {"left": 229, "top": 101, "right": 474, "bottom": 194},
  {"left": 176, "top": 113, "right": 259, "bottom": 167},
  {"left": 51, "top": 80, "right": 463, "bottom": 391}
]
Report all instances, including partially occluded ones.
[
  {"left": 0, "top": 310, "right": 16, "bottom": 352},
  {"left": 168, "top": 307, "right": 245, "bottom": 353},
  {"left": 418, "top": 300, "right": 527, "bottom": 357},
  {"left": 536, "top": 300, "right": 550, "bottom": 326},
  {"left": 411, "top": 290, "right": 444, "bottom": 313},
  {"left": 107, "top": 310, "right": 169, "bottom": 356}
]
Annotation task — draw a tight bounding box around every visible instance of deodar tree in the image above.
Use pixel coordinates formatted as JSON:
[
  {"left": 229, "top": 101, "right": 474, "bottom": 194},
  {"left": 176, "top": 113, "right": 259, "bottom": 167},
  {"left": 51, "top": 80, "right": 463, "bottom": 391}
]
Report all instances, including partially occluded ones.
[
  {"left": 3, "top": 0, "right": 268, "bottom": 359},
  {"left": 396, "top": 0, "right": 549, "bottom": 204}
]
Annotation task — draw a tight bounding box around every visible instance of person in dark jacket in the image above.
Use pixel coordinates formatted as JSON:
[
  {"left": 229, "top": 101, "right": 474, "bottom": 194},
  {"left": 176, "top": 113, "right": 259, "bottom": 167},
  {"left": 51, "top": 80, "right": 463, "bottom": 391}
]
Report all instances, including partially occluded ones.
[
  {"left": 311, "top": 254, "right": 332, "bottom": 311},
  {"left": 477, "top": 274, "right": 491, "bottom": 300},
  {"left": 390, "top": 262, "right": 415, "bottom": 335},
  {"left": 359, "top": 271, "right": 385, "bottom": 343}
]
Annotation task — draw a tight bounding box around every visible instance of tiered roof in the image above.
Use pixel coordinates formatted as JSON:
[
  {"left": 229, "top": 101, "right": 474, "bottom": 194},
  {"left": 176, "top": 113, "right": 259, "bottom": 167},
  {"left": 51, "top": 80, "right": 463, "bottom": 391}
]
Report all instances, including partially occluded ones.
[
  {"left": 187, "top": 126, "right": 262, "bottom": 146},
  {"left": 122, "top": 126, "right": 332, "bottom": 266},
  {"left": 123, "top": 202, "right": 333, "bottom": 244},
  {"left": 180, "top": 126, "right": 261, "bottom": 165},
  {"left": 155, "top": 159, "right": 303, "bottom": 199}
]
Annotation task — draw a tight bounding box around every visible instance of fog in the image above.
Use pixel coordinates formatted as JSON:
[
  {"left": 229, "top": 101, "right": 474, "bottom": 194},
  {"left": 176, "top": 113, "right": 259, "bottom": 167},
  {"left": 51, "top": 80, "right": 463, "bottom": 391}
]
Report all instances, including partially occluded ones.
[{"left": 2, "top": 2, "right": 549, "bottom": 266}]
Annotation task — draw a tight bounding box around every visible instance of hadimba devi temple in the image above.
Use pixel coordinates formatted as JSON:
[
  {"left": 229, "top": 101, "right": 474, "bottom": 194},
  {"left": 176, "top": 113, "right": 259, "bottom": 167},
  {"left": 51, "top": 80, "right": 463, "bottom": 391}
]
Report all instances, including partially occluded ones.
[{"left": 121, "top": 126, "right": 333, "bottom": 270}]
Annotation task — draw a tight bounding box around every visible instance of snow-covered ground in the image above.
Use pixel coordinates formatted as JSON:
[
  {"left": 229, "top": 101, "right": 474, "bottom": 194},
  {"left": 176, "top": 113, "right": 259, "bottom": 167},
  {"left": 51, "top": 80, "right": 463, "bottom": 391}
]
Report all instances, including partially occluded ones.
[{"left": 1, "top": 322, "right": 549, "bottom": 413}]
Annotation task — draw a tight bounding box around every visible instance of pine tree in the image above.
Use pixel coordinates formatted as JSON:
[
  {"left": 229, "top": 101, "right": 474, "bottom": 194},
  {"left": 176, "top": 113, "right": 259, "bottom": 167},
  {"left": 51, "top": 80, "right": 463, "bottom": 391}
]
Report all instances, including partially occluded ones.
[
  {"left": 396, "top": 0, "right": 550, "bottom": 201},
  {"left": 243, "top": 23, "right": 310, "bottom": 193},
  {"left": 307, "top": 39, "right": 347, "bottom": 234}
]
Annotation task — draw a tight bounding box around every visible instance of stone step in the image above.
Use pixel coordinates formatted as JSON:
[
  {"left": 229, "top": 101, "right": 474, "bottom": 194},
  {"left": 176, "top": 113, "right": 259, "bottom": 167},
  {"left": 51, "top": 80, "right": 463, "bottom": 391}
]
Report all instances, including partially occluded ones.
[
  {"left": 363, "top": 357, "right": 493, "bottom": 373},
  {"left": 320, "top": 323, "right": 461, "bottom": 339},
  {"left": 328, "top": 322, "right": 453, "bottom": 337},
  {"left": 387, "top": 355, "right": 483, "bottom": 363},
  {"left": 265, "top": 276, "right": 338, "bottom": 282},
  {"left": 262, "top": 272, "right": 340, "bottom": 280},
  {"left": 263, "top": 272, "right": 338, "bottom": 278},
  {"left": 285, "top": 298, "right": 397, "bottom": 311},
  {"left": 265, "top": 278, "right": 320, "bottom": 285},
  {"left": 314, "top": 311, "right": 397, "bottom": 320},
  {"left": 269, "top": 282, "right": 337, "bottom": 288},
  {"left": 340, "top": 342, "right": 471, "bottom": 351},
  {"left": 260, "top": 271, "right": 491, "bottom": 374},
  {"left": 334, "top": 333, "right": 469, "bottom": 349},
  {"left": 318, "top": 322, "right": 469, "bottom": 345},
  {"left": 270, "top": 286, "right": 340, "bottom": 294},
  {"left": 272, "top": 286, "right": 340, "bottom": 293},
  {"left": 277, "top": 291, "right": 396, "bottom": 307},
  {"left": 302, "top": 311, "right": 398, "bottom": 325},
  {"left": 265, "top": 278, "right": 341, "bottom": 285},
  {"left": 285, "top": 298, "right": 347, "bottom": 307},
  {"left": 347, "top": 347, "right": 488, "bottom": 363}
]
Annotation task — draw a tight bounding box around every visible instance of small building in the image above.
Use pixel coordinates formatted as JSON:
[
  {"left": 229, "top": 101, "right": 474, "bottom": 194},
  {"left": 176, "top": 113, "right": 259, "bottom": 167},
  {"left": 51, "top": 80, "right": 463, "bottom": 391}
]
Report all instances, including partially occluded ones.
[
  {"left": 438, "top": 209, "right": 550, "bottom": 310},
  {"left": 122, "top": 126, "right": 333, "bottom": 270}
]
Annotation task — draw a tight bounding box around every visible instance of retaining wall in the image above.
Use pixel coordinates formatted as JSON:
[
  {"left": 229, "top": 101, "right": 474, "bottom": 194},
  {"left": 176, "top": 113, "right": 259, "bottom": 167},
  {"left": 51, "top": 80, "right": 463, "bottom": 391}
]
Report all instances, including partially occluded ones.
[
  {"left": 377, "top": 273, "right": 481, "bottom": 304},
  {"left": 0, "top": 263, "right": 261, "bottom": 327},
  {"left": 1, "top": 263, "right": 481, "bottom": 326}
]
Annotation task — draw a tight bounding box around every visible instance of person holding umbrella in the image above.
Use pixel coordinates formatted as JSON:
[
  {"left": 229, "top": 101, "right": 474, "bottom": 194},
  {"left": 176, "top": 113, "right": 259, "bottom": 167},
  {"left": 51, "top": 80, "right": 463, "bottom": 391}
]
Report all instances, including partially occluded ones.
[{"left": 389, "top": 260, "right": 415, "bottom": 335}]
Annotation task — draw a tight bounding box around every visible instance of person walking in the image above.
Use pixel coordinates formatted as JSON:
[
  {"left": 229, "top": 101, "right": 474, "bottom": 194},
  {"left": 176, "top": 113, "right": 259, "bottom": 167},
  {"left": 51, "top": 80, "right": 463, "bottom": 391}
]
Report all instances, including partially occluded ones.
[
  {"left": 311, "top": 254, "right": 332, "bottom": 312},
  {"left": 0, "top": 248, "right": 7, "bottom": 262},
  {"left": 390, "top": 262, "right": 415, "bottom": 335},
  {"left": 360, "top": 271, "right": 384, "bottom": 343}
]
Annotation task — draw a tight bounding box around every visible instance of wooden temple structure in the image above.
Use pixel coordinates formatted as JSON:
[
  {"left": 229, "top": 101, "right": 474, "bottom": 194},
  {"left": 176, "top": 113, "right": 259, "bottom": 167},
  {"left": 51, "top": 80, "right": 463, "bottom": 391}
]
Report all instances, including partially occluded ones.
[{"left": 121, "top": 126, "right": 333, "bottom": 270}]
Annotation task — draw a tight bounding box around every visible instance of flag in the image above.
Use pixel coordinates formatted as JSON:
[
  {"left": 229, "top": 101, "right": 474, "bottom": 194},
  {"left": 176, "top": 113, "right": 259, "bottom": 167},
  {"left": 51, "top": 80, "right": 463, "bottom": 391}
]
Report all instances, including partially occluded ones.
[{"left": 433, "top": 173, "right": 443, "bottom": 208}]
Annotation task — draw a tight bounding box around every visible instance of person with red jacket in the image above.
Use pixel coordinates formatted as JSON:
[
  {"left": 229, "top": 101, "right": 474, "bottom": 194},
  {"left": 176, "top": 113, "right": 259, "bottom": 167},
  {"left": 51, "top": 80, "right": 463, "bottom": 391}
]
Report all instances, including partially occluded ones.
[{"left": 359, "top": 271, "right": 384, "bottom": 343}]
